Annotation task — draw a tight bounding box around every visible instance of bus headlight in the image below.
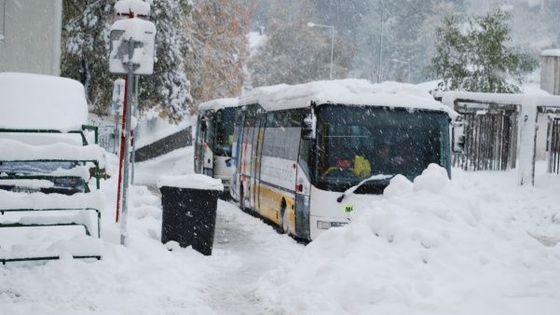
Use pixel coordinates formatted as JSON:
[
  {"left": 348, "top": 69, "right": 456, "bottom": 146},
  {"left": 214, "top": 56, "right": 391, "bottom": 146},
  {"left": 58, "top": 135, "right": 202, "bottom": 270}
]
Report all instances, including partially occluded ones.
[{"left": 317, "top": 220, "right": 348, "bottom": 230}]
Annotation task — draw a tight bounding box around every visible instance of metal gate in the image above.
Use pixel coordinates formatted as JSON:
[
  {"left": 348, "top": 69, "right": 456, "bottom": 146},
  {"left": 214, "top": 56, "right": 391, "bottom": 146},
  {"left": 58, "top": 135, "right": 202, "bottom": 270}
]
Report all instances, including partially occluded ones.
[
  {"left": 547, "top": 115, "right": 560, "bottom": 174},
  {"left": 453, "top": 109, "right": 518, "bottom": 171}
]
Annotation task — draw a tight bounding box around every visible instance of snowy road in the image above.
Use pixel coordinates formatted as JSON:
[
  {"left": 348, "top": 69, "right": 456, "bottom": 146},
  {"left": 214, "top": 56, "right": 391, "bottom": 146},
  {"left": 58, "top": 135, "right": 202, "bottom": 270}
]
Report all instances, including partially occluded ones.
[{"left": 204, "top": 201, "right": 303, "bottom": 314}]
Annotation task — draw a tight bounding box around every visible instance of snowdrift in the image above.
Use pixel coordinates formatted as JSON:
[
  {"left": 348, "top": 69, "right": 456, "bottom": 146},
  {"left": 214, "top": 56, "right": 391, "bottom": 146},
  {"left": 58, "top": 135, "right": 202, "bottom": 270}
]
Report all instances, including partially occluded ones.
[{"left": 257, "top": 164, "right": 560, "bottom": 315}]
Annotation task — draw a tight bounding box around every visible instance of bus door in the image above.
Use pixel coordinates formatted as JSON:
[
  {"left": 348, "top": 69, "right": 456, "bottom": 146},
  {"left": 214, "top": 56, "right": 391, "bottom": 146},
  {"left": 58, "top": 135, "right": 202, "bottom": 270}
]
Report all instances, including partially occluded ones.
[
  {"left": 294, "top": 136, "right": 312, "bottom": 239},
  {"left": 239, "top": 110, "right": 255, "bottom": 208},
  {"left": 202, "top": 112, "right": 214, "bottom": 177},
  {"left": 194, "top": 114, "right": 204, "bottom": 173},
  {"left": 230, "top": 109, "right": 244, "bottom": 201},
  {"left": 251, "top": 115, "right": 266, "bottom": 210}
]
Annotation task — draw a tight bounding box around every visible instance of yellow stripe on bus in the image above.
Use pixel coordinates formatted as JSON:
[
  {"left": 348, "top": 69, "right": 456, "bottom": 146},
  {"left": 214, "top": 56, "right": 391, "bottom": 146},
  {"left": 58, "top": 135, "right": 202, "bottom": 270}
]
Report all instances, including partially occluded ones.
[{"left": 256, "top": 183, "right": 295, "bottom": 231}]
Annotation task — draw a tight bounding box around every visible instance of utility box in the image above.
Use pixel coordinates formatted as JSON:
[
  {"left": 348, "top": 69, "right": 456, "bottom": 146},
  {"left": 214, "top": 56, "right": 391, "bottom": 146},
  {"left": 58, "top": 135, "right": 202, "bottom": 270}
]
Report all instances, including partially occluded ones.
[{"left": 541, "top": 49, "right": 560, "bottom": 95}]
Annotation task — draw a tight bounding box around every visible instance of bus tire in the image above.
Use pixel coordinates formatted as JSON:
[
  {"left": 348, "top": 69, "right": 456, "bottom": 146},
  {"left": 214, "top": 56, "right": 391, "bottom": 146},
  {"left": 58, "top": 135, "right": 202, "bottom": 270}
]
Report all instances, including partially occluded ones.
[{"left": 280, "top": 199, "right": 288, "bottom": 234}]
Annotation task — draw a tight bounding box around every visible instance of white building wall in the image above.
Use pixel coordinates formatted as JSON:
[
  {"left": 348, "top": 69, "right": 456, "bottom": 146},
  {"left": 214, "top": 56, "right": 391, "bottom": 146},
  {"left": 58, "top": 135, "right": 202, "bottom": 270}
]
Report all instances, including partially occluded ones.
[{"left": 0, "top": 0, "right": 62, "bottom": 76}]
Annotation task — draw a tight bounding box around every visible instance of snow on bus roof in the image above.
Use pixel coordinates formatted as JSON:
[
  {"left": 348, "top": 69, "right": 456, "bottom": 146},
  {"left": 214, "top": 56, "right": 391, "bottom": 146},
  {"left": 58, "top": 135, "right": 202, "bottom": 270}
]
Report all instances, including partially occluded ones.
[
  {"left": 0, "top": 72, "right": 88, "bottom": 131},
  {"left": 240, "top": 79, "right": 453, "bottom": 115},
  {"left": 198, "top": 98, "right": 239, "bottom": 112}
]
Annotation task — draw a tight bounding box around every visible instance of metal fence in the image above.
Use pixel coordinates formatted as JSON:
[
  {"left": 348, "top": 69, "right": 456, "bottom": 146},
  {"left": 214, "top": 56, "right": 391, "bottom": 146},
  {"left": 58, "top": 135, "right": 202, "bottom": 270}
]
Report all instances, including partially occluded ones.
[
  {"left": 547, "top": 115, "right": 560, "bottom": 174},
  {"left": 453, "top": 107, "right": 518, "bottom": 171},
  {"left": 98, "top": 125, "right": 119, "bottom": 154}
]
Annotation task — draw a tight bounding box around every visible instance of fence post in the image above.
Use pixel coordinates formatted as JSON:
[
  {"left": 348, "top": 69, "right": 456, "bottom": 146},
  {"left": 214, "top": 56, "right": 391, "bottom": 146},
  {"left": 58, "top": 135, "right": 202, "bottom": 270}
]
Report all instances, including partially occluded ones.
[{"left": 517, "top": 100, "right": 538, "bottom": 186}]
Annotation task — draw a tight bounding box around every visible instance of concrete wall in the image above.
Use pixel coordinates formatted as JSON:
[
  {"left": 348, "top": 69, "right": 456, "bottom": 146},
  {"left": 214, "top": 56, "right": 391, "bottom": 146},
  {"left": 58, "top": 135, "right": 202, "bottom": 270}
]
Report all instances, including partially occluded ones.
[
  {"left": 0, "top": 0, "right": 62, "bottom": 75},
  {"left": 134, "top": 127, "right": 193, "bottom": 163},
  {"left": 541, "top": 55, "right": 560, "bottom": 95}
]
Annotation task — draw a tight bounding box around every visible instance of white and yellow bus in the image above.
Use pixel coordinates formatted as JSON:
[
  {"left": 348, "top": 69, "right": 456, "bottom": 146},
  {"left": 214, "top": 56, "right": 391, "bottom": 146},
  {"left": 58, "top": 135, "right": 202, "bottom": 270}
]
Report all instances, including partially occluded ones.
[{"left": 230, "top": 80, "right": 457, "bottom": 241}]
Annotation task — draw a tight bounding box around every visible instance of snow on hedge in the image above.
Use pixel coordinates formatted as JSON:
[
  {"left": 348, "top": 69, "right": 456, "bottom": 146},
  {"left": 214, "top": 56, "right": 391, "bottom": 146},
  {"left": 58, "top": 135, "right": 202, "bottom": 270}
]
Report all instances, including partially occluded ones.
[
  {"left": 256, "top": 164, "right": 560, "bottom": 314},
  {"left": 0, "top": 72, "right": 88, "bottom": 131}
]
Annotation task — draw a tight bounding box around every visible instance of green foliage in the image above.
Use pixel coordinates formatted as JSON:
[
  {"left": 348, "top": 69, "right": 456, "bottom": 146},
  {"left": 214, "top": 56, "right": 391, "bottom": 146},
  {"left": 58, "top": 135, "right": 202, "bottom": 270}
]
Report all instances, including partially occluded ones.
[
  {"left": 138, "top": 0, "right": 192, "bottom": 122},
  {"left": 62, "top": 0, "right": 114, "bottom": 116},
  {"left": 430, "top": 9, "right": 538, "bottom": 93}
]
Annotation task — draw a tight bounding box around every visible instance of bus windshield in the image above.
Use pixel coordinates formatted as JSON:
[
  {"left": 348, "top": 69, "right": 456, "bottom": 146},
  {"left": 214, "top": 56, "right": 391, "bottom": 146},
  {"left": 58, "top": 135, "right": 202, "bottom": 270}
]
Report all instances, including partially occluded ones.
[
  {"left": 315, "top": 105, "right": 450, "bottom": 193},
  {"left": 213, "top": 107, "right": 236, "bottom": 156}
]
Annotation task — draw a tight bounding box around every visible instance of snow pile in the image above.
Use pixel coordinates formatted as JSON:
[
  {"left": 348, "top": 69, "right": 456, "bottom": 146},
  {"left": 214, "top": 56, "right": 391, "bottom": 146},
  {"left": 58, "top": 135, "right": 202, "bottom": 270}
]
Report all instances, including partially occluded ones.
[
  {"left": 242, "top": 79, "right": 454, "bottom": 116},
  {"left": 158, "top": 174, "right": 224, "bottom": 191},
  {"left": 0, "top": 73, "right": 88, "bottom": 131},
  {"left": 413, "top": 163, "right": 450, "bottom": 193},
  {"left": 256, "top": 164, "right": 560, "bottom": 314}
]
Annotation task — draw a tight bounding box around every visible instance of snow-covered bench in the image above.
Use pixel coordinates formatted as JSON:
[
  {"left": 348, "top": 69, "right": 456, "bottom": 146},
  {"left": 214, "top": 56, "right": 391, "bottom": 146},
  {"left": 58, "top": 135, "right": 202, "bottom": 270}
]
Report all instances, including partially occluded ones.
[
  {"left": 0, "top": 190, "right": 103, "bottom": 264},
  {"left": 0, "top": 72, "right": 106, "bottom": 264}
]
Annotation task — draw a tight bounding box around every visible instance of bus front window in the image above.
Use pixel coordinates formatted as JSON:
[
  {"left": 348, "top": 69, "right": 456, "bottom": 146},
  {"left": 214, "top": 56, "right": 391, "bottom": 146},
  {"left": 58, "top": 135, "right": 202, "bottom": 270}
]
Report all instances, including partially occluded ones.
[
  {"left": 214, "top": 107, "right": 236, "bottom": 156},
  {"left": 315, "top": 105, "right": 450, "bottom": 193}
]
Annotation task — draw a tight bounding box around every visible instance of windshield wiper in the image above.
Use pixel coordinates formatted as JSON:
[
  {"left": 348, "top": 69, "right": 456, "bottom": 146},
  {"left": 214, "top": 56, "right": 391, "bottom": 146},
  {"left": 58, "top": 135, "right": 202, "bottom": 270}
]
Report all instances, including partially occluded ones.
[{"left": 336, "top": 174, "right": 395, "bottom": 203}]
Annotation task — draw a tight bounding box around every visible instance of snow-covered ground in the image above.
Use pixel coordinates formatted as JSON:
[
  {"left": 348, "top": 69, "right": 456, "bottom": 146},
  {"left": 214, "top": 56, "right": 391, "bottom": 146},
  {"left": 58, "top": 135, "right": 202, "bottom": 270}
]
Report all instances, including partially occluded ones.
[{"left": 1, "top": 148, "right": 560, "bottom": 314}]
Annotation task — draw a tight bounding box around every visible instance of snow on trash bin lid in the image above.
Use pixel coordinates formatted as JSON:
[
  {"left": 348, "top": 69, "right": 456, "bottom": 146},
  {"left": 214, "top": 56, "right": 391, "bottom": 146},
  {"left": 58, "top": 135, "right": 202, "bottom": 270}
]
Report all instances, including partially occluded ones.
[{"left": 157, "top": 174, "right": 224, "bottom": 191}]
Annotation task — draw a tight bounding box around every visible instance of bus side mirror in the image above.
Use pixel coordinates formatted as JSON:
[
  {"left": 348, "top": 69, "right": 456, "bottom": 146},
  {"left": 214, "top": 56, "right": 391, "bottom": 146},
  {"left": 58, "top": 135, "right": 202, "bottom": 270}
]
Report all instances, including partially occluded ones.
[
  {"left": 302, "top": 110, "right": 316, "bottom": 140},
  {"left": 452, "top": 117, "right": 465, "bottom": 153}
]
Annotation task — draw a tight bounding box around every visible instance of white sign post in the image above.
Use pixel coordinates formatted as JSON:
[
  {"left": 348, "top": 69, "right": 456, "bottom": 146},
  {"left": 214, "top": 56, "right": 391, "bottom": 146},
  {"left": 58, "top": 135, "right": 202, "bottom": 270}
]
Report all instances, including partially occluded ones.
[{"left": 110, "top": 0, "right": 156, "bottom": 246}]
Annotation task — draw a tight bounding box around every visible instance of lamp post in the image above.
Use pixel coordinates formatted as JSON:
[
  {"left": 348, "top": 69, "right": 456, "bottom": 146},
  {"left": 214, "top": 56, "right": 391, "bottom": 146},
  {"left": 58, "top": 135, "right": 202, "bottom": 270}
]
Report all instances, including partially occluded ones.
[
  {"left": 390, "top": 58, "right": 411, "bottom": 82},
  {"left": 307, "top": 22, "right": 335, "bottom": 80},
  {"left": 378, "top": 0, "right": 385, "bottom": 83}
]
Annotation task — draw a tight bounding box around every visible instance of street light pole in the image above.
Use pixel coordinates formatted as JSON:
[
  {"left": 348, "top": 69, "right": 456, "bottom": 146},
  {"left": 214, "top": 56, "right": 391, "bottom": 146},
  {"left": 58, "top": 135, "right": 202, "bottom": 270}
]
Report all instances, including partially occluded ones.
[
  {"left": 308, "top": 22, "right": 335, "bottom": 80},
  {"left": 378, "top": 0, "right": 385, "bottom": 83}
]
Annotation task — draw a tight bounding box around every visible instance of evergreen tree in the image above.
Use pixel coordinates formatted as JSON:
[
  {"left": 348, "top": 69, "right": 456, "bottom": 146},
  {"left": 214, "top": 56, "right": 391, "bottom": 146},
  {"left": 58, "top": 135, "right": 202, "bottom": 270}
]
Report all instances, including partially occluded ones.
[
  {"left": 141, "top": 0, "right": 192, "bottom": 122},
  {"left": 430, "top": 9, "right": 537, "bottom": 93},
  {"left": 62, "top": 0, "right": 114, "bottom": 115},
  {"left": 62, "top": 0, "right": 192, "bottom": 122}
]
